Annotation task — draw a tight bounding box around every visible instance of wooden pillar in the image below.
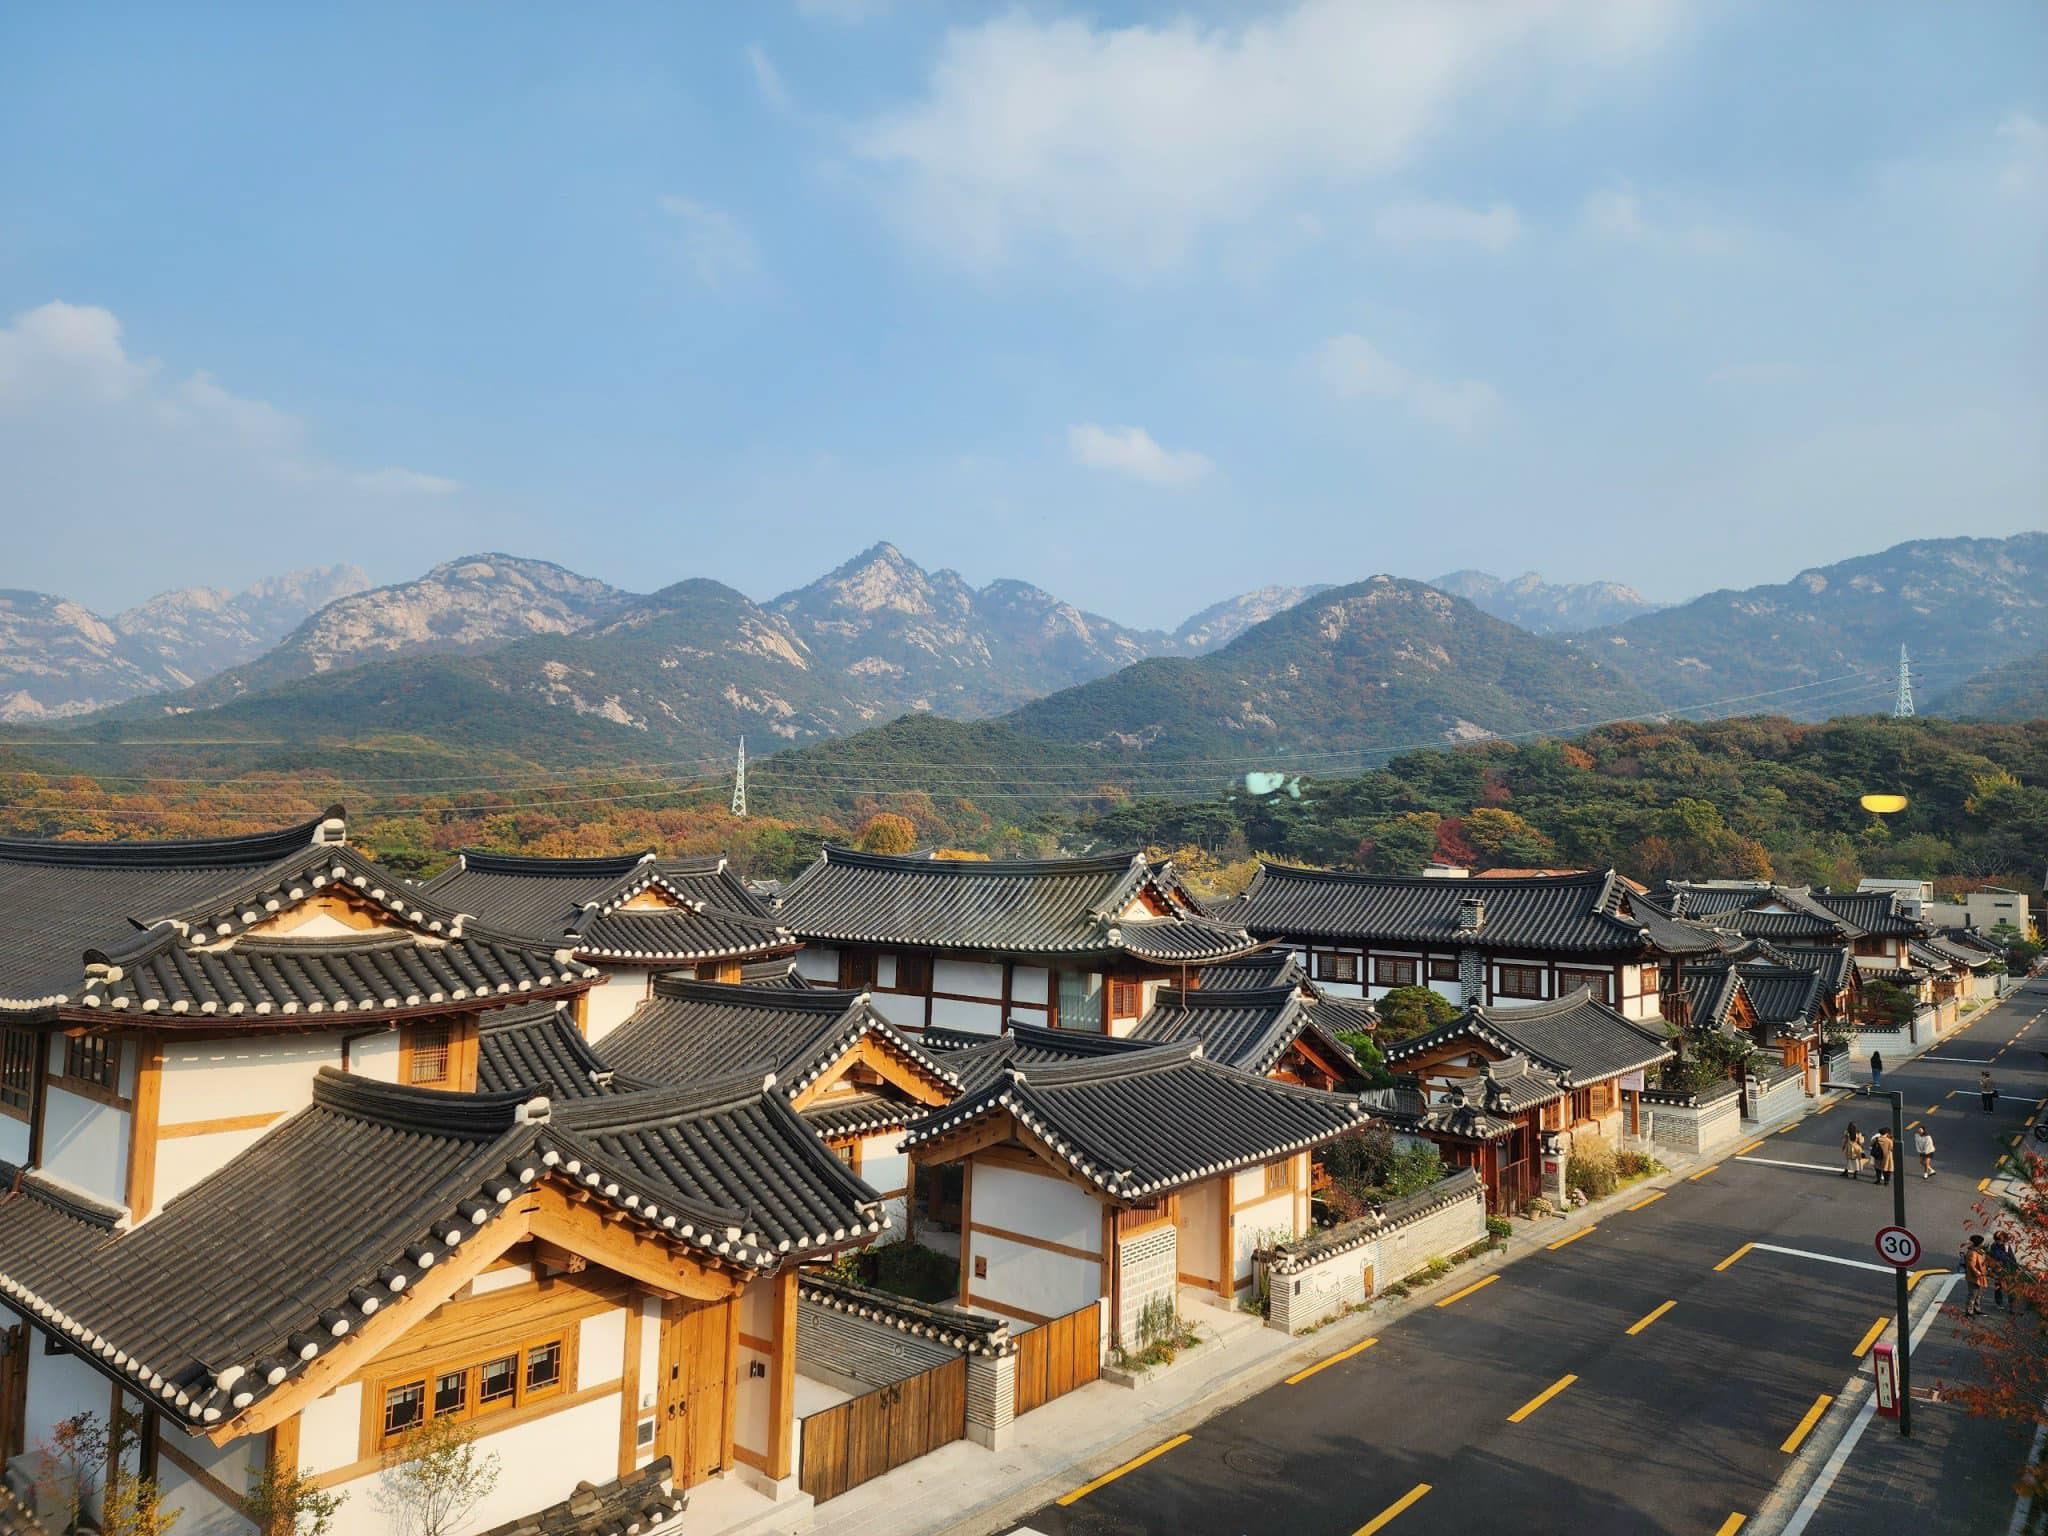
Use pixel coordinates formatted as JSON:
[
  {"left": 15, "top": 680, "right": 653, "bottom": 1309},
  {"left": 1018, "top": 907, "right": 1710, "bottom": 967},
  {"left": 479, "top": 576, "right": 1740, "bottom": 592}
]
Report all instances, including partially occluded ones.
[
  {"left": 957, "top": 1163, "right": 975, "bottom": 1306},
  {"left": 617, "top": 1290, "right": 644, "bottom": 1477},
  {"left": 571, "top": 990, "right": 592, "bottom": 1038},
  {"left": 765, "top": 1270, "right": 799, "bottom": 1481},
  {"left": 125, "top": 1037, "right": 164, "bottom": 1221},
  {"left": 720, "top": 1296, "right": 739, "bottom": 1473}
]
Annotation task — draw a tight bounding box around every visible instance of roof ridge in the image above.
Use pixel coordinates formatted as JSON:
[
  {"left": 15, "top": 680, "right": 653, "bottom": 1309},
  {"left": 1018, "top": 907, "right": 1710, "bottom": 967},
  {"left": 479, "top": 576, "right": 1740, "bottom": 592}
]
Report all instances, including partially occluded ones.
[
  {"left": 310, "top": 1067, "right": 540, "bottom": 1139},
  {"left": 445, "top": 849, "right": 656, "bottom": 878},
  {"left": 811, "top": 845, "right": 1146, "bottom": 877},
  {"left": 1253, "top": 861, "right": 1610, "bottom": 890},
  {"left": 648, "top": 975, "right": 857, "bottom": 1011},
  {"left": 551, "top": 1068, "right": 781, "bottom": 1131},
  {"left": 1013, "top": 1040, "right": 1201, "bottom": 1085},
  {"left": 0, "top": 808, "right": 341, "bottom": 871}
]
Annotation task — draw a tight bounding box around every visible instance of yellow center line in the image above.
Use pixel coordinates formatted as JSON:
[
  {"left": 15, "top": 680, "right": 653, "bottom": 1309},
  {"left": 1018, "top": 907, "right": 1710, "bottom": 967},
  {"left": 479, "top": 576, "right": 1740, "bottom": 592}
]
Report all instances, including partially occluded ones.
[
  {"left": 1434, "top": 1274, "right": 1499, "bottom": 1309},
  {"left": 1627, "top": 1300, "right": 1676, "bottom": 1336},
  {"left": 1851, "top": 1316, "right": 1890, "bottom": 1356},
  {"left": 1507, "top": 1373, "right": 1578, "bottom": 1423},
  {"left": 1907, "top": 1268, "right": 1949, "bottom": 1291},
  {"left": 1286, "top": 1336, "right": 1378, "bottom": 1386},
  {"left": 1628, "top": 1190, "right": 1667, "bottom": 1211},
  {"left": 1981, "top": 1177, "right": 1993, "bottom": 1192},
  {"left": 1056, "top": 1433, "right": 1192, "bottom": 1505},
  {"left": 1715, "top": 1242, "right": 1754, "bottom": 1272},
  {"left": 1780, "top": 1393, "right": 1834, "bottom": 1454},
  {"left": 1354, "top": 1483, "right": 1432, "bottom": 1535},
  {"left": 1924, "top": 1105, "right": 1939, "bottom": 1115},
  {"left": 1735, "top": 1137, "right": 1766, "bottom": 1156},
  {"left": 1715, "top": 1515, "right": 1748, "bottom": 1536},
  {"left": 1776, "top": 1123, "right": 1799, "bottom": 1135},
  {"left": 1548, "top": 1226, "right": 1597, "bottom": 1251},
  {"left": 1689, "top": 1163, "right": 1721, "bottom": 1181}
]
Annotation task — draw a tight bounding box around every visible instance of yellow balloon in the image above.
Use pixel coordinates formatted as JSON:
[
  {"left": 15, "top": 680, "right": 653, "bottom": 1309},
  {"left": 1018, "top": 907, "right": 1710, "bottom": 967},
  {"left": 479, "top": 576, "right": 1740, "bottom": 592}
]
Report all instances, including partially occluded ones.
[{"left": 1860, "top": 793, "right": 1909, "bottom": 814}]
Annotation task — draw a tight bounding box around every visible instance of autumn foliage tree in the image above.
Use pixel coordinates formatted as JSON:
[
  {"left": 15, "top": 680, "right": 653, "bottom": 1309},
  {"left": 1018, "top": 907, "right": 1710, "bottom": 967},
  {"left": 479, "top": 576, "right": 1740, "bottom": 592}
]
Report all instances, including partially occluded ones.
[
  {"left": 1950, "top": 1150, "right": 2048, "bottom": 1496},
  {"left": 856, "top": 813, "right": 917, "bottom": 854}
]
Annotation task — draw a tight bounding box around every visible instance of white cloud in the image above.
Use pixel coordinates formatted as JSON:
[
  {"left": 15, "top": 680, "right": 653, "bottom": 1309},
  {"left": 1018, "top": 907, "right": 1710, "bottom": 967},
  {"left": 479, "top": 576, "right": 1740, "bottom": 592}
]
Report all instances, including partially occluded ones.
[
  {"left": 657, "top": 194, "right": 760, "bottom": 286},
  {"left": 852, "top": 0, "right": 1680, "bottom": 272},
  {"left": 1374, "top": 200, "right": 1522, "bottom": 250},
  {"left": 1998, "top": 110, "right": 2047, "bottom": 199},
  {"left": 1068, "top": 423, "right": 1213, "bottom": 487},
  {"left": 1317, "top": 334, "right": 1498, "bottom": 433},
  {"left": 747, "top": 44, "right": 792, "bottom": 113},
  {"left": 0, "top": 300, "right": 465, "bottom": 601},
  {"left": 1580, "top": 182, "right": 1750, "bottom": 254}
]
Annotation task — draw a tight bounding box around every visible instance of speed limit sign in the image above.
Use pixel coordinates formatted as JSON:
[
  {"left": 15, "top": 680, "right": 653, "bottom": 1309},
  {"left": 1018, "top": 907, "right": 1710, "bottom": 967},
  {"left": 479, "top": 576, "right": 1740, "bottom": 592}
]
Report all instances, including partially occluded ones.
[{"left": 1875, "top": 1226, "right": 1921, "bottom": 1268}]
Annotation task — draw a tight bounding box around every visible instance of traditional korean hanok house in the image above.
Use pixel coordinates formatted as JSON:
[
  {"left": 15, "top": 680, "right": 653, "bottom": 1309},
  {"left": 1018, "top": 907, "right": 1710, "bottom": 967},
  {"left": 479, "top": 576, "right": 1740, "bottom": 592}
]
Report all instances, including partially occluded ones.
[
  {"left": 595, "top": 978, "right": 960, "bottom": 1234},
  {"left": 1376, "top": 989, "right": 1673, "bottom": 1213},
  {"left": 0, "top": 811, "right": 600, "bottom": 1226},
  {"left": 0, "top": 1064, "right": 887, "bottom": 1533},
  {"left": 1675, "top": 957, "right": 1827, "bottom": 1090},
  {"left": 1924, "top": 930, "right": 2008, "bottom": 1001},
  {"left": 904, "top": 1028, "right": 1365, "bottom": 1338},
  {"left": 774, "top": 848, "right": 1261, "bottom": 1037},
  {"left": 1234, "top": 864, "right": 1679, "bottom": 1020},
  {"left": 418, "top": 851, "right": 797, "bottom": 1041},
  {"left": 1125, "top": 985, "right": 1365, "bottom": 1090}
]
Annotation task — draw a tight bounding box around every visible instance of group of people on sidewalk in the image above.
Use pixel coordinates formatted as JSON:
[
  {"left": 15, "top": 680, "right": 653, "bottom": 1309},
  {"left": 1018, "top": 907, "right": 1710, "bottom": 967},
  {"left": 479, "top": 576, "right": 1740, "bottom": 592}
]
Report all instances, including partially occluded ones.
[
  {"left": 1963, "top": 1231, "right": 2023, "bottom": 1317},
  {"left": 1840, "top": 1121, "right": 1937, "bottom": 1182}
]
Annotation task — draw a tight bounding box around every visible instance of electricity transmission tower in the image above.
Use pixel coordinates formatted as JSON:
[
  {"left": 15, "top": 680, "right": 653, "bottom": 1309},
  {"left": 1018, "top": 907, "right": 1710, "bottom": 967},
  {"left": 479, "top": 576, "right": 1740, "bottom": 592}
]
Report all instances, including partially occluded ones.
[
  {"left": 1892, "top": 645, "right": 1914, "bottom": 718},
  {"left": 731, "top": 737, "right": 748, "bottom": 818}
]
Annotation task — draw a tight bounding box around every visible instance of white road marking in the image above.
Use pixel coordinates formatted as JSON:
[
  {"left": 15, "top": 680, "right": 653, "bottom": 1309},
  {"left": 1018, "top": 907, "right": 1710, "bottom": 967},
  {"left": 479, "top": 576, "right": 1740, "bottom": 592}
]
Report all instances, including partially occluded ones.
[
  {"left": 1750, "top": 1242, "right": 1894, "bottom": 1275},
  {"left": 1735, "top": 1156, "right": 1843, "bottom": 1175},
  {"left": 1781, "top": 1275, "right": 1961, "bottom": 1536}
]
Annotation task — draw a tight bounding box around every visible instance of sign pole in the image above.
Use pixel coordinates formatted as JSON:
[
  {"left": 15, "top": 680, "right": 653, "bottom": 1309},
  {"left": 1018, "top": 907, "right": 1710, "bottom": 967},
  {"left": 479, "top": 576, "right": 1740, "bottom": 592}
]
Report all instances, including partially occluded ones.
[{"left": 1827, "top": 1081, "right": 1912, "bottom": 1437}]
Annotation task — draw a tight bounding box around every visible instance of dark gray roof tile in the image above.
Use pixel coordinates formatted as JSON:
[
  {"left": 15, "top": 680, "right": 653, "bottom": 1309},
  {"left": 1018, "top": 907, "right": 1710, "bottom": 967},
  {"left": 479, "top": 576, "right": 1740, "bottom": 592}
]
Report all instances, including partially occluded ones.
[{"left": 1238, "top": 865, "right": 1647, "bottom": 954}]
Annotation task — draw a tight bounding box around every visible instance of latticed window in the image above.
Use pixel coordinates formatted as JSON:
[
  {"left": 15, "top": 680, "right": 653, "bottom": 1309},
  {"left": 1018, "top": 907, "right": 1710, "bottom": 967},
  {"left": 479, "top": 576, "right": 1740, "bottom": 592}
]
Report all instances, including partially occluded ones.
[
  {"left": 373, "top": 1335, "right": 568, "bottom": 1449},
  {"left": 1428, "top": 957, "right": 1460, "bottom": 982},
  {"left": 1107, "top": 978, "right": 1141, "bottom": 1018},
  {"left": 1373, "top": 957, "right": 1418, "bottom": 988},
  {"left": 382, "top": 1381, "right": 425, "bottom": 1439},
  {"left": 1317, "top": 952, "right": 1359, "bottom": 983},
  {"left": 63, "top": 1034, "right": 114, "bottom": 1091},
  {"left": 1497, "top": 965, "right": 1546, "bottom": 1000},
  {"left": 1265, "top": 1158, "right": 1293, "bottom": 1194},
  {"left": 0, "top": 1029, "right": 36, "bottom": 1111},
  {"left": 407, "top": 1024, "right": 451, "bottom": 1085}
]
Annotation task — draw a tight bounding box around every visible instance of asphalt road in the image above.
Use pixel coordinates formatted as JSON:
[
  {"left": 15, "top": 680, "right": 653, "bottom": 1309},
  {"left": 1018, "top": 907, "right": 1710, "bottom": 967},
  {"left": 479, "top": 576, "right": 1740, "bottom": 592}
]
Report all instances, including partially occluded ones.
[{"left": 1008, "top": 977, "right": 2048, "bottom": 1536}]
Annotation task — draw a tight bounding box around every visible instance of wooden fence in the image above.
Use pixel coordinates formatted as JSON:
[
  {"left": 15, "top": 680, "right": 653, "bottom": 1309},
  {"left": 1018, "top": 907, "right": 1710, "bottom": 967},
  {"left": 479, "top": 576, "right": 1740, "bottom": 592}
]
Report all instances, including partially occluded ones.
[
  {"left": 1013, "top": 1300, "right": 1100, "bottom": 1417},
  {"left": 798, "top": 1355, "right": 966, "bottom": 1504}
]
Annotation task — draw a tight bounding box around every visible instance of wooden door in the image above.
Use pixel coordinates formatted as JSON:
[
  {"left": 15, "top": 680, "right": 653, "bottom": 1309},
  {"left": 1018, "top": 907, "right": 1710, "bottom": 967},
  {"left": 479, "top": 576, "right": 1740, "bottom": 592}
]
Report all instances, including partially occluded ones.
[
  {"left": 0, "top": 1323, "right": 25, "bottom": 1458},
  {"left": 656, "top": 1299, "right": 730, "bottom": 1487}
]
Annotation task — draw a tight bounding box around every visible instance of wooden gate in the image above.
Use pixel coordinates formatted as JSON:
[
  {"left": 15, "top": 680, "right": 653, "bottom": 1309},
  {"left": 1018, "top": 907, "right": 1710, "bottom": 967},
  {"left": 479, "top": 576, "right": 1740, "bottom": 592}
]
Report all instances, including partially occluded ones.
[
  {"left": 1012, "top": 1301, "right": 1100, "bottom": 1417},
  {"left": 798, "top": 1356, "right": 966, "bottom": 1504},
  {"left": 656, "top": 1297, "right": 732, "bottom": 1489}
]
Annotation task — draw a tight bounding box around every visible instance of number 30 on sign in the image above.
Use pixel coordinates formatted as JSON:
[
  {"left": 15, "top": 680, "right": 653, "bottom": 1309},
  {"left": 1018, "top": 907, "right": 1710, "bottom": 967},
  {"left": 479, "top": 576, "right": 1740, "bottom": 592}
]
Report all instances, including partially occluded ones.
[{"left": 1875, "top": 1226, "right": 1920, "bottom": 1268}]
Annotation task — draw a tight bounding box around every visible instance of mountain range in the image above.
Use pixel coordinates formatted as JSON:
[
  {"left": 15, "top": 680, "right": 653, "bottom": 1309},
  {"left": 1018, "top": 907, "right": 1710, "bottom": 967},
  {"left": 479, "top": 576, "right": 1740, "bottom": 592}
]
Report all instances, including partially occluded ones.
[
  {"left": 7, "top": 534, "right": 2041, "bottom": 800},
  {"left": 1431, "top": 570, "right": 1662, "bottom": 633}
]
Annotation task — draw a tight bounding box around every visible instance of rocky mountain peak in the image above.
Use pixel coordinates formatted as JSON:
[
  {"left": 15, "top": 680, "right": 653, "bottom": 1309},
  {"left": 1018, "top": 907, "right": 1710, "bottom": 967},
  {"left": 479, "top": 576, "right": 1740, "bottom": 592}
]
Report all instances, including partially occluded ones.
[{"left": 1431, "top": 569, "right": 1663, "bottom": 635}]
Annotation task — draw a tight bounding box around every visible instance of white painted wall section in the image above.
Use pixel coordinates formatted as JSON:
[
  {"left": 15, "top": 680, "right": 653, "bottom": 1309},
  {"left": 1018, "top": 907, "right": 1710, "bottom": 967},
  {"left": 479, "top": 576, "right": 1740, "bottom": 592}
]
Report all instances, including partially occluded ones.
[
  {"left": 928, "top": 997, "right": 1001, "bottom": 1034},
  {"left": 795, "top": 948, "right": 841, "bottom": 984},
  {"left": 933, "top": 959, "right": 1003, "bottom": 1000},
  {"left": 585, "top": 967, "right": 658, "bottom": 1043},
  {"left": 39, "top": 1086, "right": 128, "bottom": 1209}
]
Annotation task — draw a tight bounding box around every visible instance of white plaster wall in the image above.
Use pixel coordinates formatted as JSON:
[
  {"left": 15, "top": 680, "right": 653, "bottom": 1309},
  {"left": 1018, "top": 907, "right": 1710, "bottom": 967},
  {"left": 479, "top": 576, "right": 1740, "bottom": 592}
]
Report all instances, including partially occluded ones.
[
  {"left": 635, "top": 1294, "right": 661, "bottom": 1428},
  {"left": 933, "top": 959, "right": 1003, "bottom": 1000},
  {"left": 974, "top": 1232, "right": 1100, "bottom": 1320},
  {"left": 586, "top": 968, "right": 659, "bottom": 1043},
  {"left": 580, "top": 1309, "right": 627, "bottom": 1391},
  {"left": 795, "top": 947, "right": 841, "bottom": 984},
  {"left": 0, "top": 1114, "right": 29, "bottom": 1166},
  {"left": 156, "top": 1432, "right": 259, "bottom": 1536},
  {"left": 349, "top": 1031, "right": 400, "bottom": 1083},
  {"left": 928, "top": 997, "right": 1001, "bottom": 1034},
  {"left": 860, "top": 1136, "right": 909, "bottom": 1198},
  {"left": 158, "top": 1033, "right": 344, "bottom": 1124},
  {"left": 1229, "top": 1168, "right": 1263, "bottom": 1205},
  {"left": 297, "top": 1379, "right": 363, "bottom": 1475},
  {"left": 869, "top": 991, "right": 925, "bottom": 1032},
  {"left": 1176, "top": 1178, "right": 1223, "bottom": 1284},
  {"left": 1011, "top": 967, "right": 1049, "bottom": 1005},
  {"left": 154, "top": 1124, "right": 275, "bottom": 1206},
  {"left": 734, "top": 1339, "right": 772, "bottom": 1463},
  {"left": 975, "top": 1165, "right": 1100, "bottom": 1254},
  {"left": 875, "top": 955, "right": 898, "bottom": 988},
  {"left": 23, "top": 1339, "right": 108, "bottom": 1459},
  {"left": 1230, "top": 1188, "right": 1299, "bottom": 1289},
  {"left": 325, "top": 1393, "right": 621, "bottom": 1536},
  {"left": 470, "top": 1262, "right": 534, "bottom": 1297},
  {"left": 39, "top": 1086, "right": 128, "bottom": 1209}
]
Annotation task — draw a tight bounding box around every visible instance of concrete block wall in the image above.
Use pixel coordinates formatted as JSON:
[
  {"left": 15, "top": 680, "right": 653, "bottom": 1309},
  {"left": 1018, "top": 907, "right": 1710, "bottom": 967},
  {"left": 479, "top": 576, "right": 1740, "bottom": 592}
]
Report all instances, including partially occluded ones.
[{"left": 1114, "top": 1225, "right": 1179, "bottom": 1349}]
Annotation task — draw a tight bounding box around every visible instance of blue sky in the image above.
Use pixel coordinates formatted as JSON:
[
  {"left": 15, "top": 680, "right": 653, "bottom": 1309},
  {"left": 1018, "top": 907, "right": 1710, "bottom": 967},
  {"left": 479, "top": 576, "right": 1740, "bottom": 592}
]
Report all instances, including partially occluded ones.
[{"left": 2, "top": 1, "right": 2042, "bottom": 630}]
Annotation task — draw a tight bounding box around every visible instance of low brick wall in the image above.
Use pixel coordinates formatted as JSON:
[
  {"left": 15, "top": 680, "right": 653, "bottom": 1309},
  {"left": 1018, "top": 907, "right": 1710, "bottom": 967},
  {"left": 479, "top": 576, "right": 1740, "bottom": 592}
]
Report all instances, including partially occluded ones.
[
  {"left": 1743, "top": 1067, "right": 1806, "bottom": 1127},
  {"left": 1264, "top": 1171, "right": 1486, "bottom": 1336},
  {"left": 1638, "top": 1082, "right": 1743, "bottom": 1158}
]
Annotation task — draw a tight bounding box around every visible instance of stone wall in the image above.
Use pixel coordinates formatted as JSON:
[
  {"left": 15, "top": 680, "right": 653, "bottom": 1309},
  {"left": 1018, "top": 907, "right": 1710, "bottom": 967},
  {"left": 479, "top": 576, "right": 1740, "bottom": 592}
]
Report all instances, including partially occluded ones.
[
  {"left": 1115, "top": 1224, "right": 1179, "bottom": 1349},
  {"left": 1265, "top": 1171, "right": 1486, "bottom": 1336},
  {"left": 1744, "top": 1068, "right": 1807, "bottom": 1128},
  {"left": 1637, "top": 1084, "right": 1743, "bottom": 1158}
]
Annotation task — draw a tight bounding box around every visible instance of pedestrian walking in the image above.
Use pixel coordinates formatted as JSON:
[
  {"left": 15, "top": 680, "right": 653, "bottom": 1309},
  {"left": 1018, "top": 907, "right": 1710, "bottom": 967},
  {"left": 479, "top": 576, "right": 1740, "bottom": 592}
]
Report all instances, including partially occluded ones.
[
  {"left": 1982, "top": 1070, "right": 2000, "bottom": 1113},
  {"left": 1915, "top": 1125, "right": 1937, "bottom": 1178},
  {"left": 1870, "top": 1050, "right": 1884, "bottom": 1090},
  {"left": 1991, "top": 1230, "right": 2020, "bottom": 1314},
  {"left": 1965, "top": 1234, "right": 1991, "bottom": 1316},
  {"left": 1870, "top": 1128, "right": 1894, "bottom": 1186},
  {"left": 1842, "top": 1122, "right": 1866, "bottom": 1179}
]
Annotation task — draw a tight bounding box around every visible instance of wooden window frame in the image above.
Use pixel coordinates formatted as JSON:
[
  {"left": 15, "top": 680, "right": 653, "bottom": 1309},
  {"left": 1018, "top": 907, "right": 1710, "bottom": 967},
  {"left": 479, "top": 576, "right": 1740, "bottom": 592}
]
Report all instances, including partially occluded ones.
[
  {"left": 0, "top": 1027, "right": 36, "bottom": 1118},
  {"left": 1264, "top": 1158, "right": 1293, "bottom": 1195},
  {"left": 62, "top": 1034, "right": 116, "bottom": 1093},
  {"left": 1427, "top": 957, "right": 1459, "bottom": 983},
  {"left": 403, "top": 1023, "right": 452, "bottom": 1086},
  {"left": 837, "top": 951, "right": 876, "bottom": 991},
  {"left": 1555, "top": 968, "right": 1612, "bottom": 1005},
  {"left": 883, "top": 954, "right": 931, "bottom": 996},
  {"left": 366, "top": 1329, "right": 575, "bottom": 1455},
  {"left": 1638, "top": 964, "right": 1660, "bottom": 996},
  {"left": 1316, "top": 952, "right": 1359, "bottom": 984},
  {"left": 1106, "top": 978, "right": 1142, "bottom": 1020},
  {"left": 1496, "top": 964, "right": 1546, "bottom": 1001},
  {"left": 1373, "top": 956, "right": 1419, "bottom": 989}
]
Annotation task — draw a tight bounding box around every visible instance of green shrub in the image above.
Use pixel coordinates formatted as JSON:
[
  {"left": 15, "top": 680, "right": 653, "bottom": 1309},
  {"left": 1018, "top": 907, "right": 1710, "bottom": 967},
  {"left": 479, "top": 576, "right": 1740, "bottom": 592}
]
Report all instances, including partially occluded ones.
[
  {"left": 1613, "top": 1150, "right": 1662, "bottom": 1181},
  {"left": 1485, "top": 1215, "right": 1513, "bottom": 1242},
  {"left": 1565, "top": 1145, "right": 1619, "bottom": 1201},
  {"left": 1425, "top": 1255, "right": 1453, "bottom": 1278},
  {"left": 861, "top": 1241, "right": 958, "bottom": 1303}
]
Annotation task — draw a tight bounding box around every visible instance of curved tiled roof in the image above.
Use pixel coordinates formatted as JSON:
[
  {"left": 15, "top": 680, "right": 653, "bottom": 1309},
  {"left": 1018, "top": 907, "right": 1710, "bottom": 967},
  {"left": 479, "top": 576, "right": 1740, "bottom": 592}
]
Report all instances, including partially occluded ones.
[
  {"left": 1237, "top": 865, "right": 1648, "bottom": 954},
  {"left": 477, "top": 1458, "right": 685, "bottom": 1536},
  {"left": 1384, "top": 988, "right": 1672, "bottom": 1085},
  {"left": 1198, "top": 950, "right": 1309, "bottom": 992},
  {"left": 1733, "top": 963, "right": 1826, "bottom": 1028},
  {"left": 570, "top": 906, "right": 793, "bottom": 964},
  {"left": 0, "top": 1069, "right": 882, "bottom": 1438},
  {"left": 924, "top": 1021, "right": 1149, "bottom": 1093},
  {"left": 777, "top": 847, "right": 1255, "bottom": 962},
  {"left": 1129, "top": 984, "right": 1362, "bottom": 1078},
  {"left": 601, "top": 978, "right": 957, "bottom": 1103},
  {"left": 478, "top": 1003, "right": 617, "bottom": 1099},
  {"left": 903, "top": 1040, "right": 1366, "bottom": 1200}
]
